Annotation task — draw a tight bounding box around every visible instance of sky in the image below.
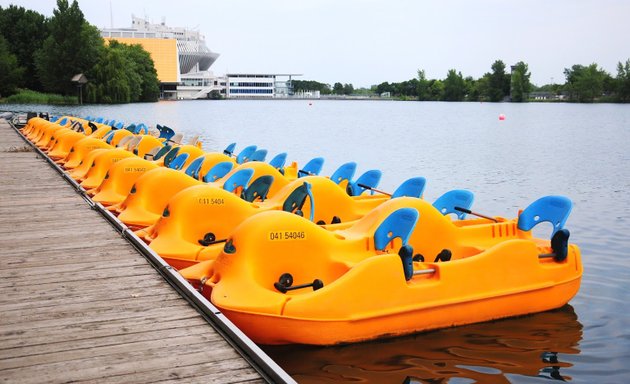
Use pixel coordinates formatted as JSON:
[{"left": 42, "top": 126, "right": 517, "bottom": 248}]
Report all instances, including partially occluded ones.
[{"left": 2, "top": 0, "right": 629, "bottom": 87}]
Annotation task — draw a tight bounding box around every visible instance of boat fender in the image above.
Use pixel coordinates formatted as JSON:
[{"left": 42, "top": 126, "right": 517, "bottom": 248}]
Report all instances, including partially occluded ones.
[
  {"left": 434, "top": 249, "right": 452, "bottom": 262},
  {"left": 399, "top": 245, "right": 414, "bottom": 281}
]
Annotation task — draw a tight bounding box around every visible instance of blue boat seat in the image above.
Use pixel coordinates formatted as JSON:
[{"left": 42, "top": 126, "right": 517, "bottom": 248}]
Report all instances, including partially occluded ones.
[
  {"left": 223, "top": 142, "right": 237, "bottom": 156},
  {"left": 157, "top": 124, "right": 176, "bottom": 141},
  {"left": 95, "top": 117, "right": 104, "bottom": 123},
  {"left": 168, "top": 153, "right": 189, "bottom": 171},
  {"left": 125, "top": 123, "right": 137, "bottom": 133},
  {"left": 269, "top": 152, "right": 287, "bottom": 169},
  {"left": 162, "top": 147, "right": 180, "bottom": 168},
  {"left": 58, "top": 117, "right": 68, "bottom": 126},
  {"left": 147, "top": 145, "right": 170, "bottom": 161},
  {"left": 374, "top": 208, "right": 419, "bottom": 251},
  {"left": 517, "top": 195, "right": 572, "bottom": 237},
  {"left": 114, "top": 121, "right": 124, "bottom": 129},
  {"left": 223, "top": 169, "right": 255, "bottom": 193},
  {"left": 330, "top": 162, "right": 357, "bottom": 185},
  {"left": 298, "top": 157, "right": 324, "bottom": 177},
  {"left": 242, "top": 175, "right": 274, "bottom": 202},
  {"left": 184, "top": 156, "right": 205, "bottom": 178},
  {"left": 432, "top": 189, "right": 475, "bottom": 220},
  {"left": 134, "top": 123, "right": 148, "bottom": 134},
  {"left": 103, "top": 131, "right": 116, "bottom": 145},
  {"left": 203, "top": 162, "right": 234, "bottom": 183},
  {"left": 236, "top": 145, "right": 257, "bottom": 164},
  {"left": 250, "top": 149, "right": 268, "bottom": 162},
  {"left": 391, "top": 177, "right": 427, "bottom": 199},
  {"left": 347, "top": 169, "right": 382, "bottom": 196},
  {"left": 84, "top": 115, "right": 92, "bottom": 121}
]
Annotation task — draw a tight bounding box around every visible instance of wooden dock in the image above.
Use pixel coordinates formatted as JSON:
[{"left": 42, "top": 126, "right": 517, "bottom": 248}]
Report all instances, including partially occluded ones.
[{"left": 0, "top": 119, "right": 286, "bottom": 383}]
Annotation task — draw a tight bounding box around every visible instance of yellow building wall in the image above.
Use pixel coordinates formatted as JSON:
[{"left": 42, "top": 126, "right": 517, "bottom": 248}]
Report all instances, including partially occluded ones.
[{"left": 104, "top": 37, "right": 179, "bottom": 83}]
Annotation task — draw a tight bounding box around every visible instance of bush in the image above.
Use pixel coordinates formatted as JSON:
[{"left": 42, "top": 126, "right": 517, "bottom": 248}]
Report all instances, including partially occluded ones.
[{"left": 1, "top": 89, "right": 78, "bottom": 104}]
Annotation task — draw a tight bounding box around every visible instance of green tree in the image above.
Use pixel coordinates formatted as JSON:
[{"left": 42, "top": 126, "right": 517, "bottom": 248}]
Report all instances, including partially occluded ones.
[
  {"left": 86, "top": 40, "right": 160, "bottom": 103},
  {"left": 34, "top": 0, "right": 104, "bottom": 95},
  {"left": 564, "top": 63, "right": 607, "bottom": 102},
  {"left": 292, "top": 80, "right": 331, "bottom": 95},
  {"left": 342, "top": 83, "right": 354, "bottom": 95},
  {"left": 510, "top": 61, "right": 532, "bottom": 102},
  {"left": 120, "top": 42, "right": 160, "bottom": 101},
  {"left": 0, "top": 5, "right": 47, "bottom": 91},
  {"left": 616, "top": 59, "right": 630, "bottom": 102},
  {"left": 464, "top": 76, "right": 479, "bottom": 101},
  {"left": 375, "top": 82, "right": 394, "bottom": 96},
  {"left": 417, "top": 69, "right": 431, "bottom": 100},
  {"left": 0, "top": 34, "right": 24, "bottom": 96},
  {"left": 442, "top": 69, "right": 466, "bottom": 101},
  {"left": 428, "top": 79, "right": 444, "bottom": 100},
  {"left": 332, "top": 82, "right": 344, "bottom": 95},
  {"left": 487, "top": 60, "right": 508, "bottom": 101}
]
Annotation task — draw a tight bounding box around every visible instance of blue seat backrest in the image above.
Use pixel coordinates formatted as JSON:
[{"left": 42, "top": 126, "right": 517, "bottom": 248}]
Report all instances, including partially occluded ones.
[
  {"left": 114, "top": 121, "right": 124, "bottom": 129},
  {"left": 184, "top": 156, "right": 205, "bottom": 178},
  {"left": 162, "top": 146, "right": 180, "bottom": 167},
  {"left": 152, "top": 145, "right": 170, "bottom": 161},
  {"left": 269, "top": 152, "right": 287, "bottom": 169},
  {"left": 330, "top": 162, "right": 357, "bottom": 185},
  {"left": 392, "top": 177, "right": 427, "bottom": 199},
  {"left": 203, "top": 161, "right": 234, "bottom": 183},
  {"left": 168, "top": 153, "right": 190, "bottom": 170},
  {"left": 432, "top": 189, "right": 475, "bottom": 220},
  {"left": 125, "top": 123, "right": 137, "bottom": 133},
  {"left": 157, "top": 124, "right": 175, "bottom": 140},
  {"left": 517, "top": 195, "right": 573, "bottom": 237},
  {"left": 223, "top": 142, "right": 237, "bottom": 156},
  {"left": 299, "top": 157, "right": 324, "bottom": 177},
  {"left": 374, "top": 208, "right": 420, "bottom": 251},
  {"left": 222, "top": 169, "right": 254, "bottom": 192},
  {"left": 134, "top": 123, "right": 148, "bottom": 134},
  {"left": 103, "top": 131, "right": 116, "bottom": 145},
  {"left": 84, "top": 115, "right": 92, "bottom": 121},
  {"left": 236, "top": 145, "right": 257, "bottom": 164},
  {"left": 58, "top": 117, "right": 68, "bottom": 126},
  {"left": 348, "top": 169, "right": 382, "bottom": 196},
  {"left": 95, "top": 117, "right": 104, "bottom": 123},
  {"left": 250, "top": 149, "right": 268, "bottom": 162}
]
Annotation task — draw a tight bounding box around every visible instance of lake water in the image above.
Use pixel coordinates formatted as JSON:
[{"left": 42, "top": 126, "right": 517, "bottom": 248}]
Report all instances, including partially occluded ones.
[{"left": 4, "top": 100, "right": 630, "bottom": 383}]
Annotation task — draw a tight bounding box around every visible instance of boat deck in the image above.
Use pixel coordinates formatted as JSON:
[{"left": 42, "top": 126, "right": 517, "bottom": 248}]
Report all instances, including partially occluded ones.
[{"left": 0, "top": 119, "right": 281, "bottom": 383}]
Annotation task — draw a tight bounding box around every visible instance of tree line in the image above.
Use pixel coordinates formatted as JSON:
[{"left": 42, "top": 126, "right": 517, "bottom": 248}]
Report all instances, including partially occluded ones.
[
  {"left": 294, "top": 59, "right": 630, "bottom": 103},
  {"left": 0, "top": 0, "right": 159, "bottom": 103}
]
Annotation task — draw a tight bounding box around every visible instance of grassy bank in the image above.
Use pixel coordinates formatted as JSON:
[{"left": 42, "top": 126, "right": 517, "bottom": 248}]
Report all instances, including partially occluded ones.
[{"left": 1, "top": 89, "right": 78, "bottom": 105}]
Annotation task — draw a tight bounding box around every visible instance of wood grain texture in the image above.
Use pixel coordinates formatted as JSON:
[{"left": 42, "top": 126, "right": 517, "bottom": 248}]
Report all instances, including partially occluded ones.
[{"left": 0, "top": 121, "right": 264, "bottom": 383}]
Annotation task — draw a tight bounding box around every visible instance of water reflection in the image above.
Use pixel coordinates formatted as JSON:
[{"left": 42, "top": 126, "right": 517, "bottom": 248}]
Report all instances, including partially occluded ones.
[{"left": 264, "top": 305, "right": 582, "bottom": 383}]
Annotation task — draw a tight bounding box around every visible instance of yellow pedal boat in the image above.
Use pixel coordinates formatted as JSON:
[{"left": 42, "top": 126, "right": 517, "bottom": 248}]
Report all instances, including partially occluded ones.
[
  {"left": 187, "top": 195, "right": 581, "bottom": 345},
  {"left": 142, "top": 176, "right": 426, "bottom": 269}
]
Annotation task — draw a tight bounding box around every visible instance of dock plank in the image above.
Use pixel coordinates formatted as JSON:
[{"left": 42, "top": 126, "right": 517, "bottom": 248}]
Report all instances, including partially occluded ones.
[{"left": 0, "top": 120, "right": 265, "bottom": 383}]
